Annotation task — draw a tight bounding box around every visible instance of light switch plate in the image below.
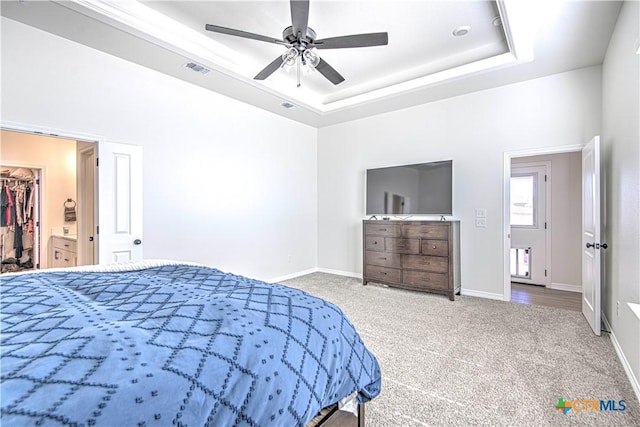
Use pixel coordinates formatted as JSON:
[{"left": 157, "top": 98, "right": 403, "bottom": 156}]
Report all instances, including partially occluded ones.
[
  {"left": 475, "top": 208, "right": 487, "bottom": 218},
  {"left": 476, "top": 218, "right": 487, "bottom": 228}
]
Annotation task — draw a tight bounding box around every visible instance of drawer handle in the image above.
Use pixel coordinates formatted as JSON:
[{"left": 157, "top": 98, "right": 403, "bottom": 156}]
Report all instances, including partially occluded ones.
[
  {"left": 432, "top": 245, "right": 437, "bottom": 249},
  {"left": 380, "top": 228, "right": 387, "bottom": 231},
  {"left": 373, "top": 241, "right": 379, "bottom": 245},
  {"left": 381, "top": 257, "right": 387, "bottom": 260},
  {"left": 381, "top": 272, "right": 387, "bottom": 275},
  {"left": 64, "top": 244, "right": 70, "bottom": 248}
]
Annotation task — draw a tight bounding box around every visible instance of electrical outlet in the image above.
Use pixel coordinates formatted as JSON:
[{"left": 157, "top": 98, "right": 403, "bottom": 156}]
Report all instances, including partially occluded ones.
[
  {"left": 475, "top": 208, "right": 487, "bottom": 218},
  {"left": 475, "top": 218, "right": 487, "bottom": 228}
]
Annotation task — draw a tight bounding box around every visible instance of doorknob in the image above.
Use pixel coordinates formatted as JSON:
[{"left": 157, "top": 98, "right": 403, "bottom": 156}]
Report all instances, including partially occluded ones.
[
  {"left": 586, "top": 242, "right": 596, "bottom": 248},
  {"left": 133, "top": 239, "right": 142, "bottom": 245},
  {"left": 600, "top": 243, "right": 608, "bottom": 249}
]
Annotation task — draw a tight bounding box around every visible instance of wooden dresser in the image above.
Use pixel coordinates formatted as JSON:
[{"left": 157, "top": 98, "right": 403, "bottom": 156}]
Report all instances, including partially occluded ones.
[{"left": 362, "top": 220, "right": 461, "bottom": 300}]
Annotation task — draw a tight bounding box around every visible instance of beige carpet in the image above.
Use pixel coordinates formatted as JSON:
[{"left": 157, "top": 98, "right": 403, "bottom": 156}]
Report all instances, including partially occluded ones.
[{"left": 281, "top": 273, "right": 640, "bottom": 426}]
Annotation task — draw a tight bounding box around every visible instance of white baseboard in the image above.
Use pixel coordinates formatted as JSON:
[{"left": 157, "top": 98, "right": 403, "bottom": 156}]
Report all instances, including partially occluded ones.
[
  {"left": 269, "top": 268, "right": 318, "bottom": 283},
  {"left": 460, "top": 288, "right": 504, "bottom": 301},
  {"left": 316, "top": 268, "right": 362, "bottom": 279},
  {"left": 548, "top": 282, "right": 582, "bottom": 293},
  {"left": 602, "top": 313, "right": 640, "bottom": 405}
]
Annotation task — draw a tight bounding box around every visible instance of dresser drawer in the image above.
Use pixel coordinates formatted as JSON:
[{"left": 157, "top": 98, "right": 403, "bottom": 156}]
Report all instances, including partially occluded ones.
[
  {"left": 402, "top": 224, "right": 449, "bottom": 239},
  {"left": 365, "top": 265, "right": 401, "bottom": 283},
  {"left": 402, "top": 254, "right": 448, "bottom": 273},
  {"left": 366, "top": 251, "right": 401, "bottom": 268},
  {"left": 364, "top": 223, "right": 400, "bottom": 237},
  {"left": 403, "top": 270, "right": 449, "bottom": 290},
  {"left": 421, "top": 239, "right": 449, "bottom": 257},
  {"left": 365, "top": 236, "right": 385, "bottom": 251},
  {"left": 385, "top": 238, "right": 420, "bottom": 254},
  {"left": 53, "top": 237, "right": 77, "bottom": 253}
]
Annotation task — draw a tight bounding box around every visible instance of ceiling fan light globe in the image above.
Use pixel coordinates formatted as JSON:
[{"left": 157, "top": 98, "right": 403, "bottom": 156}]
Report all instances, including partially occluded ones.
[
  {"left": 303, "top": 49, "right": 320, "bottom": 68},
  {"left": 282, "top": 47, "right": 299, "bottom": 66}
]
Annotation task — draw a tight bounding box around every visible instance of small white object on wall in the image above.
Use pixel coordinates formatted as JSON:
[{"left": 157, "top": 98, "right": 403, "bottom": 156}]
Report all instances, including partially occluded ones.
[{"left": 475, "top": 208, "right": 487, "bottom": 227}]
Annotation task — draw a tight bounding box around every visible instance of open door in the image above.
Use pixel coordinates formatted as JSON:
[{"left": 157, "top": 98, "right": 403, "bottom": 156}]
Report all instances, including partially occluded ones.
[
  {"left": 77, "top": 142, "right": 97, "bottom": 266},
  {"left": 582, "top": 136, "right": 602, "bottom": 335},
  {"left": 98, "top": 142, "right": 143, "bottom": 263}
]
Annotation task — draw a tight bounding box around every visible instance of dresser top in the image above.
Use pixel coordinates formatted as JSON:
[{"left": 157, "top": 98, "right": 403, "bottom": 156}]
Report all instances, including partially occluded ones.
[{"left": 363, "top": 219, "right": 460, "bottom": 224}]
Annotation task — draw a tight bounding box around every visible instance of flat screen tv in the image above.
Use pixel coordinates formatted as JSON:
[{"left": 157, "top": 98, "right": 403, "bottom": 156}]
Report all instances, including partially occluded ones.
[{"left": 366, "top": 160, "right": 453, "bottom": 216}]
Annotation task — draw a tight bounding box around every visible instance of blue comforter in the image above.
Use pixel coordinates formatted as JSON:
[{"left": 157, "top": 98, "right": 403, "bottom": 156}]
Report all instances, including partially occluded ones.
[{"left": 1, "top": 263, "right": 381, "bottom": 426}]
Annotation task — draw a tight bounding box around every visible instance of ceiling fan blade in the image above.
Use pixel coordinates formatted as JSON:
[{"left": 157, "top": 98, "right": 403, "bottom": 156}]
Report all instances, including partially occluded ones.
[
  {"left": 290, "top": 0, "right": 310, "bottom": 39},
  {"left": 205, "top": 24, "right": 285, "bottom": 45},
  {"left": 254, "top": 55, "right": 286, "bottom": 80},
  {"left": 314, "top": 32, "right": 388, "bottom": 49},
  {"left": 315, "top": 58, "right": 345, "bottom": 85}
]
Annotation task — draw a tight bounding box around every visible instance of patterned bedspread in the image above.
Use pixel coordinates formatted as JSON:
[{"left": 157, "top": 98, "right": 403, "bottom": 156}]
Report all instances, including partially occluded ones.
[{"left": 0, "top": 263, "right": 381, "bottom": 426}]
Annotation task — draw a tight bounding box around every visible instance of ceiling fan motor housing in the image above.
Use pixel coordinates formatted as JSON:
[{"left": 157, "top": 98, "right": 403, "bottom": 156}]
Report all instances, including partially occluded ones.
[{"left": 283, "top": 26, "right": 316, "bottom": 49}]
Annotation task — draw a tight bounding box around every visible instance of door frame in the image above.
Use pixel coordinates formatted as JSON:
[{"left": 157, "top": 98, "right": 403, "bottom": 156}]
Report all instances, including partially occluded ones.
[
  {"left": 503, "top": 144, "right": 583, "bottom": 301},
  {"left": 1, "top": 120, "right": 103, "bottom": 265},
  {"left": 78, "top": 143, "right": 98, "bottom": 265}
]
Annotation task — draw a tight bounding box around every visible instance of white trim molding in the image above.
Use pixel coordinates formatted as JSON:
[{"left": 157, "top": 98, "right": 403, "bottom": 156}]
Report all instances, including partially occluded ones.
[
  {"left": 602, "top": 313, "right": 640, "bottom": 404},
  {"left": 461, "top": 289, "right": 504, "bottom": 301},
  {"left": 316, "top": 268, "right": 362, "bottom": 279},
  {"left": 548, "top": 282, "right": 582, "bottom": 293},
  {"left": 269, "top": 268, "right": 319, "bottom": 284}
]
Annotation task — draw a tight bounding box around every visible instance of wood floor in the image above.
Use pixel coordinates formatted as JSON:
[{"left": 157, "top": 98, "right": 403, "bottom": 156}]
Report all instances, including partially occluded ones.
[{"left": 511, "top": 283, "right": 581, "bottom": 312}]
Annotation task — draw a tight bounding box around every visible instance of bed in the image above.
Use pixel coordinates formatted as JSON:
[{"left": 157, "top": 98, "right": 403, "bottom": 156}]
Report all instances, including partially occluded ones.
[{"left": 0, "top": 261, "right": 381, "bottom": 426}]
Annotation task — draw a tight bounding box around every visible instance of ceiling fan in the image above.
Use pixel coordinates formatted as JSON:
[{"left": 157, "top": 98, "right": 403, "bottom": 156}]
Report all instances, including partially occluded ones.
[{"left": 205, "top": 0, "right": 388, "bottom": 87}]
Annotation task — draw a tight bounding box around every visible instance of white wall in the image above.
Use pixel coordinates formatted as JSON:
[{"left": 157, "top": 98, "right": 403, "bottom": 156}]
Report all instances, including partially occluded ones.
[
  {"left": 317, "top": 66, "right": 602, "bottom": 297},
  {"left": 1, "top": 17, "right": 318, "bottom": 281},
  {"left": 512, "top": 152, "right": 582, "bottom": 289},
  {"left": 602, "top": 0, "right": 640, "bottom": 397}
]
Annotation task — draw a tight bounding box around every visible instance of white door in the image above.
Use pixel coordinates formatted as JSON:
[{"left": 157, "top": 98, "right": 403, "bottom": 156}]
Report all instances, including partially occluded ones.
[
  {"left": 98, "top": 142, "right": 143, "bottom": 263},
  {"left": 510, "top": 164, "right": 548, "bottom": 285},
  {"left": 582, "top": 136, "right": 602, "bottom": 336}
]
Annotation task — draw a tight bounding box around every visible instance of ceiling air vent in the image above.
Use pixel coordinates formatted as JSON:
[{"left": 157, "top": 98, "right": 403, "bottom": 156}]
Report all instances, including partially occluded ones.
[
  {"left": 184, "top": 61, "right": 211, "bottom": 75},
  {"left": 281, "top": 102, "right": 296, "bottom": 109}
]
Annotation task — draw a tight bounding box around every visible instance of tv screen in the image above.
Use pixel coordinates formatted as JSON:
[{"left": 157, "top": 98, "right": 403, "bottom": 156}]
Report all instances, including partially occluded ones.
[{"left": 366, "top": 160, "right": 453, "bottom": 216}]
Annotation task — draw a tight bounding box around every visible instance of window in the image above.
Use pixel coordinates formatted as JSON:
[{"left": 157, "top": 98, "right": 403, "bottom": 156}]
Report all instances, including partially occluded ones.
[{"left": 510, "top": 174, "right": 537, "bottom": 227}]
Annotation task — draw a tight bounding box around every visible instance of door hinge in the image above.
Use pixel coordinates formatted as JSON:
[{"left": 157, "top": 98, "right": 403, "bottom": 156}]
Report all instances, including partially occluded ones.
[
  {"left": 35, "top": 178, "right": 40, "bottom": 185},
  {"left": 36, "top": 221, "right": 40, "bottom": 227},
  {"left": 544, "top": 174, "right": 548, "bottom": 182},
  {"left": 545, "top": 269, "right": 548, "bottom": 277},
  {"left": 96, "top": 157, "right": 99, "bottom": 167},
  {"left": 96, "top": 225, "right": 99, "bottom": 235},
  {"left": 545, "top": 222, "right": 547, "bottom": 230}
]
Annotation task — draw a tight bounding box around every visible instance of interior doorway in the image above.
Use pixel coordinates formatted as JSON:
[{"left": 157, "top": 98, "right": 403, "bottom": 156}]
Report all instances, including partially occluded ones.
[
  {"left": 503, "top": 146, "right": 583, "bottom": 309},
  {"left": 1, "top": 165, "right": 41, "bottom": 273},
  {"left": 0, "top": 129, "right": 98, "bottom": 271}
]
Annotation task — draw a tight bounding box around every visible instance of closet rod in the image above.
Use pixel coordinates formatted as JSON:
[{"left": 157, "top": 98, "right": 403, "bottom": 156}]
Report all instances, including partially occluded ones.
[{"left": 1, "top": 177, "right": 34, "bottom": 183}]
